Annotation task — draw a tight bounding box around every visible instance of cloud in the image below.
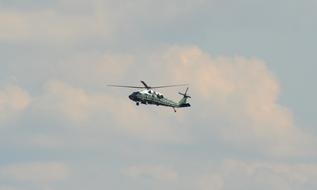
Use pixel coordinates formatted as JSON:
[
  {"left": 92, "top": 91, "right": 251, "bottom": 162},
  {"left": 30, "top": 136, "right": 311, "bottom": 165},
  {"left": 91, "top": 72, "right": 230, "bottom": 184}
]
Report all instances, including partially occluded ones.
[
  {"left": 123, "top": 164, "right": 178, "bottom": 182},
  {"left": 0, "top": 9, "right": 113, "bottom": 44},
  {"left": 19, "top": 45, "right": 315, "bottom": 157},
  {"left": 199, "top": 159, "right": 317, "bottom": 190},
  {"left": 28, "top": 134, "right": 66, "bottom": 149},
  {"left": 58, "top": 51, "right": 134, "bottom": 86},
  {"left": 33, "top": 80, "right": 190, "bottom": 143},
  {"left": 36, "top": 80, "right": 108, "bottom": 122},
  {"left": 145, "top": 46, "right": 316, "bottom": 157},
  {"left": 0, "top": 0, "right": 207, "bottom": 45},
  {"left": 0, "top": 1, "right": 315, "bottom": 189},
  {"left": 199, "top": 173, "right": 224, "bottom": 190},
  {"left": 121, "top": 158, "right": 317, "bottom": 190},
  {"left": 0, "top": 161, "right": 70, "bottom": 184},
  {"left": 0, "top": 186, "right": 17, "bottom": 190},
  {"left": 2, "top": 42, "right": 313, "bottom": 157},
  {"left": 0, "top": 84, "right": 30, "bottom": 123}
]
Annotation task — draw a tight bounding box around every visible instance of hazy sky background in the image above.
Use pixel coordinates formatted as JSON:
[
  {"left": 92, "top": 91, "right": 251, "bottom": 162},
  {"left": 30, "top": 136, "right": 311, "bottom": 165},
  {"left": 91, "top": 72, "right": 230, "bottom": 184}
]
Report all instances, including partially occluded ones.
[{"left": 0, "top": 0, "right": 316, "bottom": 189}]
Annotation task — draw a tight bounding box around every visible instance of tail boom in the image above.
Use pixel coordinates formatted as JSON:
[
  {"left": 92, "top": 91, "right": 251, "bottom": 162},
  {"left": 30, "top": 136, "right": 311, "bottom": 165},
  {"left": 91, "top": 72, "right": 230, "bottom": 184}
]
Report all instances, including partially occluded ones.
[
  {"left": 178, "top": 102, "right": 191, "bottom": 108},
  {"left": 177, "top": 87, "right": 191, "bottom": 108}
]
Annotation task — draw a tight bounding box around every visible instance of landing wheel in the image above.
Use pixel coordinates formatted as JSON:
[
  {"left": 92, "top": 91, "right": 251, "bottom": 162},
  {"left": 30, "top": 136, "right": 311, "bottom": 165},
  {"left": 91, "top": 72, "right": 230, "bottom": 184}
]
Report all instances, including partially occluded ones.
[{"left": 136, "top": 102, "right": 140, "bottom": 106}]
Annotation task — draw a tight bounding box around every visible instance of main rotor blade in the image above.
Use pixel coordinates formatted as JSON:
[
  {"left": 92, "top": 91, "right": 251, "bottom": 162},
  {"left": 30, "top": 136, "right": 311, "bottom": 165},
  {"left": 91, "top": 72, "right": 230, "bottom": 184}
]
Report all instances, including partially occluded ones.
[
  {"left": 140, "top": 81, "right": 150, "bottom": 89},
  {"left": 150, "top": 84, "right": 188, "bottom": 89},
  {"left": 185, "top": 87, "right": 189, "bottom": 94},
  {"left": 108, "top": 83, "right": 188, "bottom": 89},
  {"left": 107, "top": 84, "right": 144, "bottom": 89}
]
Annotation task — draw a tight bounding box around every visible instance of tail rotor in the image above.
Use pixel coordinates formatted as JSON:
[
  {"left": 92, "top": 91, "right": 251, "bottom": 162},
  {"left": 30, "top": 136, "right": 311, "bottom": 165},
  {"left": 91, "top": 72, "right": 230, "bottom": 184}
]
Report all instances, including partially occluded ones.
[
  {"left": 177, "top": 88, "right": 191, "bottom": 108},
  {"left": 179, "top": 87, "right": 191, "bottom": 98}
]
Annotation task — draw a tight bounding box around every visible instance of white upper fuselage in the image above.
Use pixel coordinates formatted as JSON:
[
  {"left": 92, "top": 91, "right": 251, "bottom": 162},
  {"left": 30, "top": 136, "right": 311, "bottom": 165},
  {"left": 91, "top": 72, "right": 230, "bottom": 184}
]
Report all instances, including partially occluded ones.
[{"left": 139, "top": 89, "right": 164, "bottom": 97}]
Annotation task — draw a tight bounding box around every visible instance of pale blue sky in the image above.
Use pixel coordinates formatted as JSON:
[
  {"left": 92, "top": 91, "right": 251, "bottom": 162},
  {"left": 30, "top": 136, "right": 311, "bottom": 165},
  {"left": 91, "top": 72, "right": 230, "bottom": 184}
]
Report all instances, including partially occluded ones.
[{"left": 0, "top": 0, "right": 316, "bottom": 189}]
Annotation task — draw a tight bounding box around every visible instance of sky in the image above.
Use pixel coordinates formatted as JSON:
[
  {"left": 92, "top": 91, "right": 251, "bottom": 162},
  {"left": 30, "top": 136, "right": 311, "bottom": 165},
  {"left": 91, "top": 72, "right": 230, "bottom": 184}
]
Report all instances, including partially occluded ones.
[{"left": 0, "top": 0, "right": 317, "bottom": 189}]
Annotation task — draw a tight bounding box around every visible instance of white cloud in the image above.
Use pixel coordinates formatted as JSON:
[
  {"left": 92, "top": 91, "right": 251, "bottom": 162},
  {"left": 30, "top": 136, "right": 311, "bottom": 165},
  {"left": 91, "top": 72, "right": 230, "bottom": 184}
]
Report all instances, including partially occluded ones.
[
  {"left": 0, "top": 0, "right": 207, "bottom": 44},
  {"left": 58, "top": 52, "right": 134, "bottom": 86},
  {"left": 0, "top": 84, "right": 30, "bottom": 123},
  {"left": 23, "top": 45, "right": 316, "bottom": 157},
  {"left": 0, "top": 9, "right": 113, "bottom": 44},
  {"left": 0, "top": 1, "right": 315, "bottom": 189},
  {"left": 199, "top": 174, "right": 224, "bottom": 190},
  {"left": 0, "top": 161, "right": 70, "bottom": 184},
  {"left": 145, "top": 46, "right": 316, "bottom": 157},
  {"left": 36, "top": 80, "right": 107, "bottom": 122},
  {"left": 3, "top": 43, "right": 309, "bottom": 159},
  {"left": 199, "top": 159, "right": 317, "bottom": 190},
  {"left": 28, "top": 134, "right": 66, "bottom": 149},
  {"left": 0, "top": 186, "right": 17, "bottom": 190},
  {"left": 121, "top": 159, "right": 317, "bottom": 190},
  {"left": 123, "top": 164, "right": 178, "bottom": 182},
  {"left": 33, "top": 80, "right": 190, "bottom": 143}
]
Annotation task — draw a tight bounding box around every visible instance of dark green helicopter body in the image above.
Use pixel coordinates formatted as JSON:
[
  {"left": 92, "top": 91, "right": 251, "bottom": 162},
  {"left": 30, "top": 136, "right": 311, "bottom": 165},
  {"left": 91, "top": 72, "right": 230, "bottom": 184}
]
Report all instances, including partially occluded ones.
[{"left": 109, "top": 81, "right": 191, "bottom": 112}]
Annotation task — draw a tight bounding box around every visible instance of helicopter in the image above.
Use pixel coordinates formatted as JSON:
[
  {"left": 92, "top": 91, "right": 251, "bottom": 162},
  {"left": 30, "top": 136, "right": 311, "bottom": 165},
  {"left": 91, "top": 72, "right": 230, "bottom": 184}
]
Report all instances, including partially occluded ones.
[{"left": 108, "top": 81, "right": 191, "bottom": 112}]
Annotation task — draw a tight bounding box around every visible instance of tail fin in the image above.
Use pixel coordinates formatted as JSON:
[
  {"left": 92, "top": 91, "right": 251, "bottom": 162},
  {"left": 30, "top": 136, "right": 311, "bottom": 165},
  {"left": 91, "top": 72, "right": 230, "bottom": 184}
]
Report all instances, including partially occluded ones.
[{"left": 178, "top": 88, "right": 191, "bottom": 107}]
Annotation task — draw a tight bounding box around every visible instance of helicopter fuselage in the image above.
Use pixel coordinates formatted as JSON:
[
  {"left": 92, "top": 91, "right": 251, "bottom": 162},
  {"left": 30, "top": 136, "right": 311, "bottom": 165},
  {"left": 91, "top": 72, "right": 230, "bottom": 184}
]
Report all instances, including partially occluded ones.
[
  {"left": 108, "top": 81, "right": 191, "bottom": 112},
  {"left": 128, "top": 89, "right": 189, "bottom": 108}
]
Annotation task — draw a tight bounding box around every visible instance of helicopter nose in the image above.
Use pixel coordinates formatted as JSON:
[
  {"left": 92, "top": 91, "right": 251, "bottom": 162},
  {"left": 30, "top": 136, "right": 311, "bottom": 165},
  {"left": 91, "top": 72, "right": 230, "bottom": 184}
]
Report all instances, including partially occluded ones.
[
  {"left": 129, "top": 92, "right": 139, "bottom": 101},
  {"left": 129, "top": 94, "right": 134, "bottom": 100}
]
